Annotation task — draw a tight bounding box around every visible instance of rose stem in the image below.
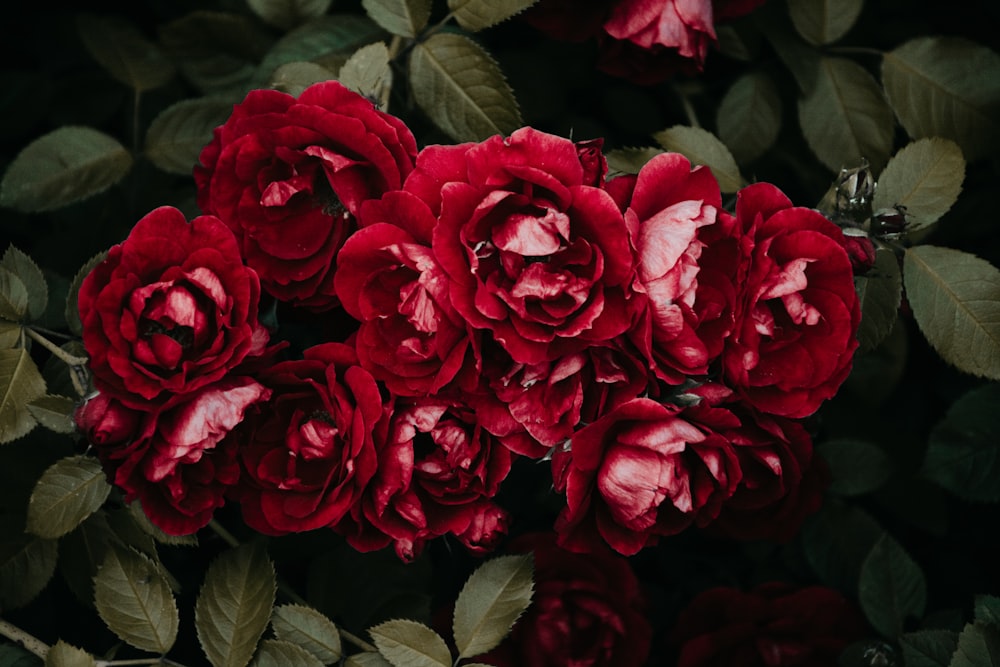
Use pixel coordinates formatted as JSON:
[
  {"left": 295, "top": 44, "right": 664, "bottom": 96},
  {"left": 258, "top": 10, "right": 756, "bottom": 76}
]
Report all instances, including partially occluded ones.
[{"left": 0, "top": 618, "right": 49, "bottom": 659}]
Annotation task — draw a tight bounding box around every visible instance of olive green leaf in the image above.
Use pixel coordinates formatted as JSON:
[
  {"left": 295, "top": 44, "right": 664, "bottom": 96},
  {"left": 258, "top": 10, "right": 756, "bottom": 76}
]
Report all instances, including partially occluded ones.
[
  {"left": 872, "top": 138, "right": 965, "bottom": 234},
  {"left": 0, "top": 534, "right": 57, "bottom": 610},
  {"left": 453, "top": 554, "right": 533, "bottom": 659},
  {"left": 799, "top": 56, "right": 894, "bottom": 173},
  {"left": 447, "top": 0, "right": 540, "bottom": 32},
  {"left": 145, "top": 97, "right": 236, "bottom": 175},
  {"left": 196, "top": 542, "right": 276, "bottom": 667},
  {"left": 922, "top": 383, "right": 1000, "bottom": 503},
  {"left": 652, "top": 126, "right": 743, "bottom": 193},
  {"left": 0, "top": 322, "right": 20, "bottom": 350},
  {"left": 26, "top": 455, "right": 111, "bottom": 539},
  {"left": 345, "top": 653, "right": 393, "bottom": 667},
  {"left": 248, "top": 0, "right": 333, "bottom": 30},
  {"left": 65, "top": 251, "right": 107, "bottom": 337},
  {"left": 606, "top": 147, "right": 663, "bottom": 176},
  {"left": 0, "top": 268, "right": 28, "bottom": 323},
  {"left": 410, "top": 33, "right": 522, "bottom": 143},
  {"left": 94, "top": 546, "right": 179, "bottom": 654},
  {"left": 1, "top": 246, "right": 47, "bottom": 322},
  {"left": 787, "top": 0, "right": 865, "bottom": 45},
  {"left": 0, "top": 642, "right": 43, "bottom": 667},
  {"left": 251, "top": 639, "right": 325, "bottom": 667},
  {"left": 903, "top": 245, "right": 1000, "bottom": 380},
  {"left": 0, "top": 127, "right": 133, "bottom": 214},
  {"left": 854, "top": 248, "right": 902, "bottom": 352},
  {"left": 802, "top": 498, "right": 882, "bottom": 591},
  {"left": 951, "top": 623, "right": 1000, "bottom": 667},
  {"left": 900, "top": 629, "right": 959, "bottom": 667},
  {"left": 882, "top": 37, "right": 1000, "bottom": 162},
  {"left": 361, "top": 0, "right": 432, "bottom": 37},
  {"left": 256, "top": 15, "right": 384, "bottom": 85},
  {"left": 368, "top": 620, "right": 451, "bottom": 667},
  {"left": 58, "top": 511, "right": 118, "bottom": 607},
  {"left": 0, "top": 348, "right": 46, "bottom": 444},
  {"left": 339, "top": 42, "right": 393, "bottom": 109},
  {"left": 976, "top": 595, "right": 1000, "bottom": 626},
  {"left": 76, "top": 14, "right": 175, "bottom": 91},
  {"left": 859, "top": 533, "right": 927, "bottom": 637},
  {"left": 717, "top": 71, "right": 782, "bottom": 164},
  {"left": 270, "top": 604, "right": 342, "bottom": 663},
  {"left": 817, "top": 438, "right": 893, "bottom": 497},
  {"left": 26, "top": 395, "right": 76, "bottom": 435},
  {"left": 271, "top": 62, "right": 338, "bottom": 97},
  {"left": 44, "top": 641, "right": 95, "bottom": 667}
]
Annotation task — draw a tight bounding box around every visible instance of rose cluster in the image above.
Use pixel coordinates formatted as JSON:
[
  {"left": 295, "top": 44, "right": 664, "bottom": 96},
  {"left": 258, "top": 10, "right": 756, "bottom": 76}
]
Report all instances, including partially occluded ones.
[{"left": 76, "top": 80, "right": 860, "bottom": 562}]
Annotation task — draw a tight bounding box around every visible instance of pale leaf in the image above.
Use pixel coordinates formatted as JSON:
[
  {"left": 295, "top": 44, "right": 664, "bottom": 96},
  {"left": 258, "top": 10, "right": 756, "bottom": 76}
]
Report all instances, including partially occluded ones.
[
  {"left": 361, "top": 0, "right": 432, "bottom": 37},
  {"left": 652, "top": 125, "right": 743, "bottom": 193},
  {"left": 872, "top": 138, "right": 965, "bottom": 233},
  {"left": 368, "top": 619, "right": 450, "bottom": 667},
  {"left": 26, "top": 455, "right": 111, "bottom": 539},
  {"left": 453, "top": 554, "right": 534, "bottom": 658}
]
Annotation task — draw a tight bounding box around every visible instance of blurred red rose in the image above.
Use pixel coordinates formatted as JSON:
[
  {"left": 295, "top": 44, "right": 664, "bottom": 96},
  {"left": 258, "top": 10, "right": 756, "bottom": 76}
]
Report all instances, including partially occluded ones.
[
  {"left": 195, "top": 81, "right": 417, "bottom": 310},
  {"left": 722, "top": 184, "right": 861, "bottom": 418},
  {"left": 671, "top": 582, "right": 867, "bottom": 666},
  {"left": 78, "top": 206, "right": 267, "bottom": 408},
  {"left": 481, "top": 532, "right": 651, "bottom": 667},
  {"left": 553, "top": 397, "right": 741, "bottom": 555},
  {"left": 230, "top": 343, "right": 384, "bottom": 535}
]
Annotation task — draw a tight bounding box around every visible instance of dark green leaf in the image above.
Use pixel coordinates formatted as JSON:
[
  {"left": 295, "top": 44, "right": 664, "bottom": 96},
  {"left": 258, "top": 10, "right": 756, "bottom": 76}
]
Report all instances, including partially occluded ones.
[
  {"left": 817, "top": 438, "right": 893, "bottom": 496},
  {"left": 0, "top": 643, "right": 42, "bottom": 667},
  {"left": 652, "top": 126, "right": 743, "bottom": 192},
  {"left": 904, "top": 245, "right": 1000, "bottom": 380},
  {"left": 248, "top": 0, "right": 333, "bottom": 30},
  {"left": 76, "top": 14, "right": 175, "bottom": 91},
  {"left": 447, "top": 0, "right": 540, "bottom": 31},
  {"left": 873, "top": 138, "right": 965, "bottom": 234},
  {"left": 787, "top": 0, "right": 865, "bottom": 45},
  {"left": 409, "top": 33, "right": 522, "bottom": 142},
  {"left": 43, "top": 642, "right": 94, "bottom": 667},
  {"left": 799, "top": 56, "right": 894, "bottom": 173},
  {"left": 0, "top": 322, "right": 19, "bottom": 350},
  {"left": 94, "top": 546, "right": 179, "bottom": 654},
  {"left": 0, "top": 247, "right": 47, "bottom": 322},
  {"left": 344, "top": 653, "right": 392, "bottom": 667},
  {"left": 368, "top": 620, "right": 450, "bottom": 667},
  {"left": 801, "top": 499, "right": 882, "bottom": 591},
  {"left": 882, "top": 37, "right": 1000, "bottom": 162},
  {"left": 251, "top": 640, "right": 325, "bottom": 667},
  {"left": 271, "top": 62, "right": 338, "bottom": 97},
  {"left": 855, "top": 248, "right": 902, "bottom": 353},
  {"left": 58, "top": 511, "right": 116, "bottom": 607},
  {"left": 196, "top": 542, "right": 276, "bottom": 667},
  {"left": 26, "top": 455, "right": 111, "bottom": 539},
  {"left": 0, "top": 127, "right": 132, "bottom": 213},
  {"left": 0, "top": 348, "right": 46, "bottom": 444},
  {"left": 717, "top": 72, "right": 782, "bottom": 164},
  {"left": 145, "top": 97, "right": 235, "bottom": 175},
  {"left": 0, "top": 268, "right": 28, "bottom": 323},
  {"left": 452, "top": 554, "right": 533, "bottom": 658},
  {"left": 951, "top": 623, "right": 1000, "bottom": 667},
  {"left": 900, "top": 630, "right": 959, "bottom": 667},
  {"left": 605, "top": 147, "right": 663, "bottom": 176},
  {"left": 256, "top": 15, "right": 384, "bottom": 85},
  {"left": 26, "top": 395, "right": 76, "bottom": 435},
  {"left": 65, "top": 251, "right": 107, "bottom": 337},
  {"left": 361, "top": 0, "right": 432, "bottom": 37},
  {"left": 339, "top": 42, "right": 393, "bottom": 109},
  {"left": 975, "top": 595, "right": 1000, "bottom": 626},
  {"left": 858, "top": 533, "right": 927, "bottom": 637},
  {"left": 0, "top": 534, "right": 57, "bottom": 610},
  {"left": 271, "top": 604, "right": 342, "bottom": 663}
]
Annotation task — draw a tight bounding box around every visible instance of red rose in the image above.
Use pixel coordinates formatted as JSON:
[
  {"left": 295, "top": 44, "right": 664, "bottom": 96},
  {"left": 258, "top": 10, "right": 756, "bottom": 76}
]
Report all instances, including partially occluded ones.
[
  {"left": 230, "top": 343, "right": 384, "bottom": 535},
  {"left": 602, "top": 0, "right": 716, "bottom": 79},
  {"left": 671, "top": 582, "right": 867, "bottom": 666},
  {"left": 713, "top": 0, "right": 768, "bottom": 22},
  {"left": 426, "top": 127, "right": 636, "bottom": 365},
  {"left": 78, "top": 378, "right": 270, "bottom": 535},
  {"left": 723, "top": 184, "right": 861, "bottom": 418},
  {"left": 78, "top": 206, "right": 267, "bottom": 407},
  {"left": 195, "top": 81, "right": 417, "bottom": 310},
  {"left": 553, "top": 397, "right": 741, "bottom": 555},
  {"left": 481, "top": 532, "right": 652, "bottom": 667}
]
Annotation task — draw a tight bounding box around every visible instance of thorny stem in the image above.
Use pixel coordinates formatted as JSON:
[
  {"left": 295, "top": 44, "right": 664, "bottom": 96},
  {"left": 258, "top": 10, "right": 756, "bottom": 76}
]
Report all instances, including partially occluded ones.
[
  {"left": 0, "top": 617, "right": 49, "bottom": 659},
  {"left": 25, "top": 327, "right": 89, "bottom": 366}
]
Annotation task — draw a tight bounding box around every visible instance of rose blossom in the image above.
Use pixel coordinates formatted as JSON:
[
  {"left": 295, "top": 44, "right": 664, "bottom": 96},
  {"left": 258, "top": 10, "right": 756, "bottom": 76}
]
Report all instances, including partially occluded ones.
[
  {"left": 723, "top": 183, "right": 861, "bottom": 418},
  {"left": 229, "top": 343, "right": 384, "bottom": 535},
  {"left": 670, "top": 582, "right": 867, "bottom": 666},
  {"left": 78, "top": 206, "right": 267, "bottom": 407},
  {"left": 479, "top": 532, "right": 652, "bottom": 667},
  {"left": 195, "top": 80, "right": 417, "bottom": 310},
  {"left": 553, "top": 397, "right": 741, "bottom": 555}
]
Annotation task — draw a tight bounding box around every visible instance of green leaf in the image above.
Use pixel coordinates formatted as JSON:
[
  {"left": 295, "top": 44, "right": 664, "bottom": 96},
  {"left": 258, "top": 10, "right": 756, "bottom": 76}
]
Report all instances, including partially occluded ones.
[
  {"left": 717, "top": 71, "right": 782, "bottom": 164},
  {"left": 872, "top": 138, "right": 965, "bottom": 234},
  {"left": 94, "top": 546, "right": 179, "bottom": 654},
  {"left": 26, "top": 455, "right": 111, "bottom": 539},
  {"left": 0, "top": 127, "right": 133, "bottom": 213},
  {"left": 0, "top": 322, "right": 20, "bottom": 350},
  {"left": 799, "top": 56, "right": 894, "bottom": 173},
  {"left": 447, "top": 0, "right": 540, "bottom": 31},
  {"left": 0, "top": 643, "right": 42, "bottom": 667},
  {"left": 76, "top": 14, "right": 175, "bottom": 91},
  {"left": 248, "top": 0, "right": 333, "bottom": 30},
  {"left": 409, "top": 33, "right": 522, "bottom": 142},
  {"left": 127, "top": 501, "right": 198, "bottom": 547},
  {"left": 787, "top": 0, "right": 865, "bottom": 45},
  {"left": 368, "top": 620, "right": 450, "bottom": 667},
  {"left": 0, "top": 534, "right": 57, "bottom": 610},
  {"left": 345, "top": 653, "right": 393, "bottom": 667},
  {"left": 858, "top": 533, "right": 927, "bottom": 637},
  {"left": 66, "top": 251, "right": 107, "bottom": 337},
  {"left": 904, "top": 245, "right": 1000, "bottom": 380},
  {"left": 900, "top": 630, "right": 959, "bottom": 667},
  {"left": 0, "top": 268, "right": 28, "bottom": 323},
  {"left": 44, "top": 642, "right": 95, "bottom": 667},
  {"left": 251, "top": 640, "right": 325, "bottom": 667},
  {"left": 854, "top": 247, "right": 902, "bottom": 353},
  {"left": 339, "top": 42, "right": 392, "bottom": 108},
  {"left": 1, "top": 247, "right": 47, "bottom": 322},
  {"left": 58, "top": 511, "right": 116, "bottom": 607},
  {"left": 361, "top": 0, "right": 432, "bottom": 37},
  {"left": 0, "top": 348, "right": 46, "bottom": 444},
  {"left": 271, "top": 62, "right": 338, "bottom": 97},
  {"left": 452, "top": 554, "right": 533, "bottom": 658},
  {"left": 922, "top": 383, "right": 1000, "bottom": 503},
  {"left": 145, "top": 97, "right": 236, "bottom": 175},
  {"left": 801, "top": 498, "right": 882, "bottom": 591},
  {"left": 951, "top": 623, "right": 1000, "bottom": 667},
  {"left": 271, "top": 604, "right": 342, "bottom": 663},
  {"left": 196, "top": 542, "right": 276, "bottom": 667},
  {"left": 882, "top": 37, "right": 1000, "bottom": 162},
  {"left": 652, "top": 125, "right": 744, "bottom": 193},
  {"left": 817, "top": 438, "right": 893, "bottom": 496},
  {"left": 257, "top": 15, "right": 384, "bottom": 85},
  {"left": 26, "top": 395, "right": 76, "bottom": 435},
  {"left": 605, "top": 147, "right": 663, "bottom": 176},
  {"left": 975, "top": 595, "right": 1000, "bottom": 626}
]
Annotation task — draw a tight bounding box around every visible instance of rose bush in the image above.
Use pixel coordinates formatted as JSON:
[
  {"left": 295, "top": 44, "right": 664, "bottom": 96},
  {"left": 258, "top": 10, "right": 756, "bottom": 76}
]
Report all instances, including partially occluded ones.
[{"left": 195, "top": 80, "right": 417, "bottom": 310}]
